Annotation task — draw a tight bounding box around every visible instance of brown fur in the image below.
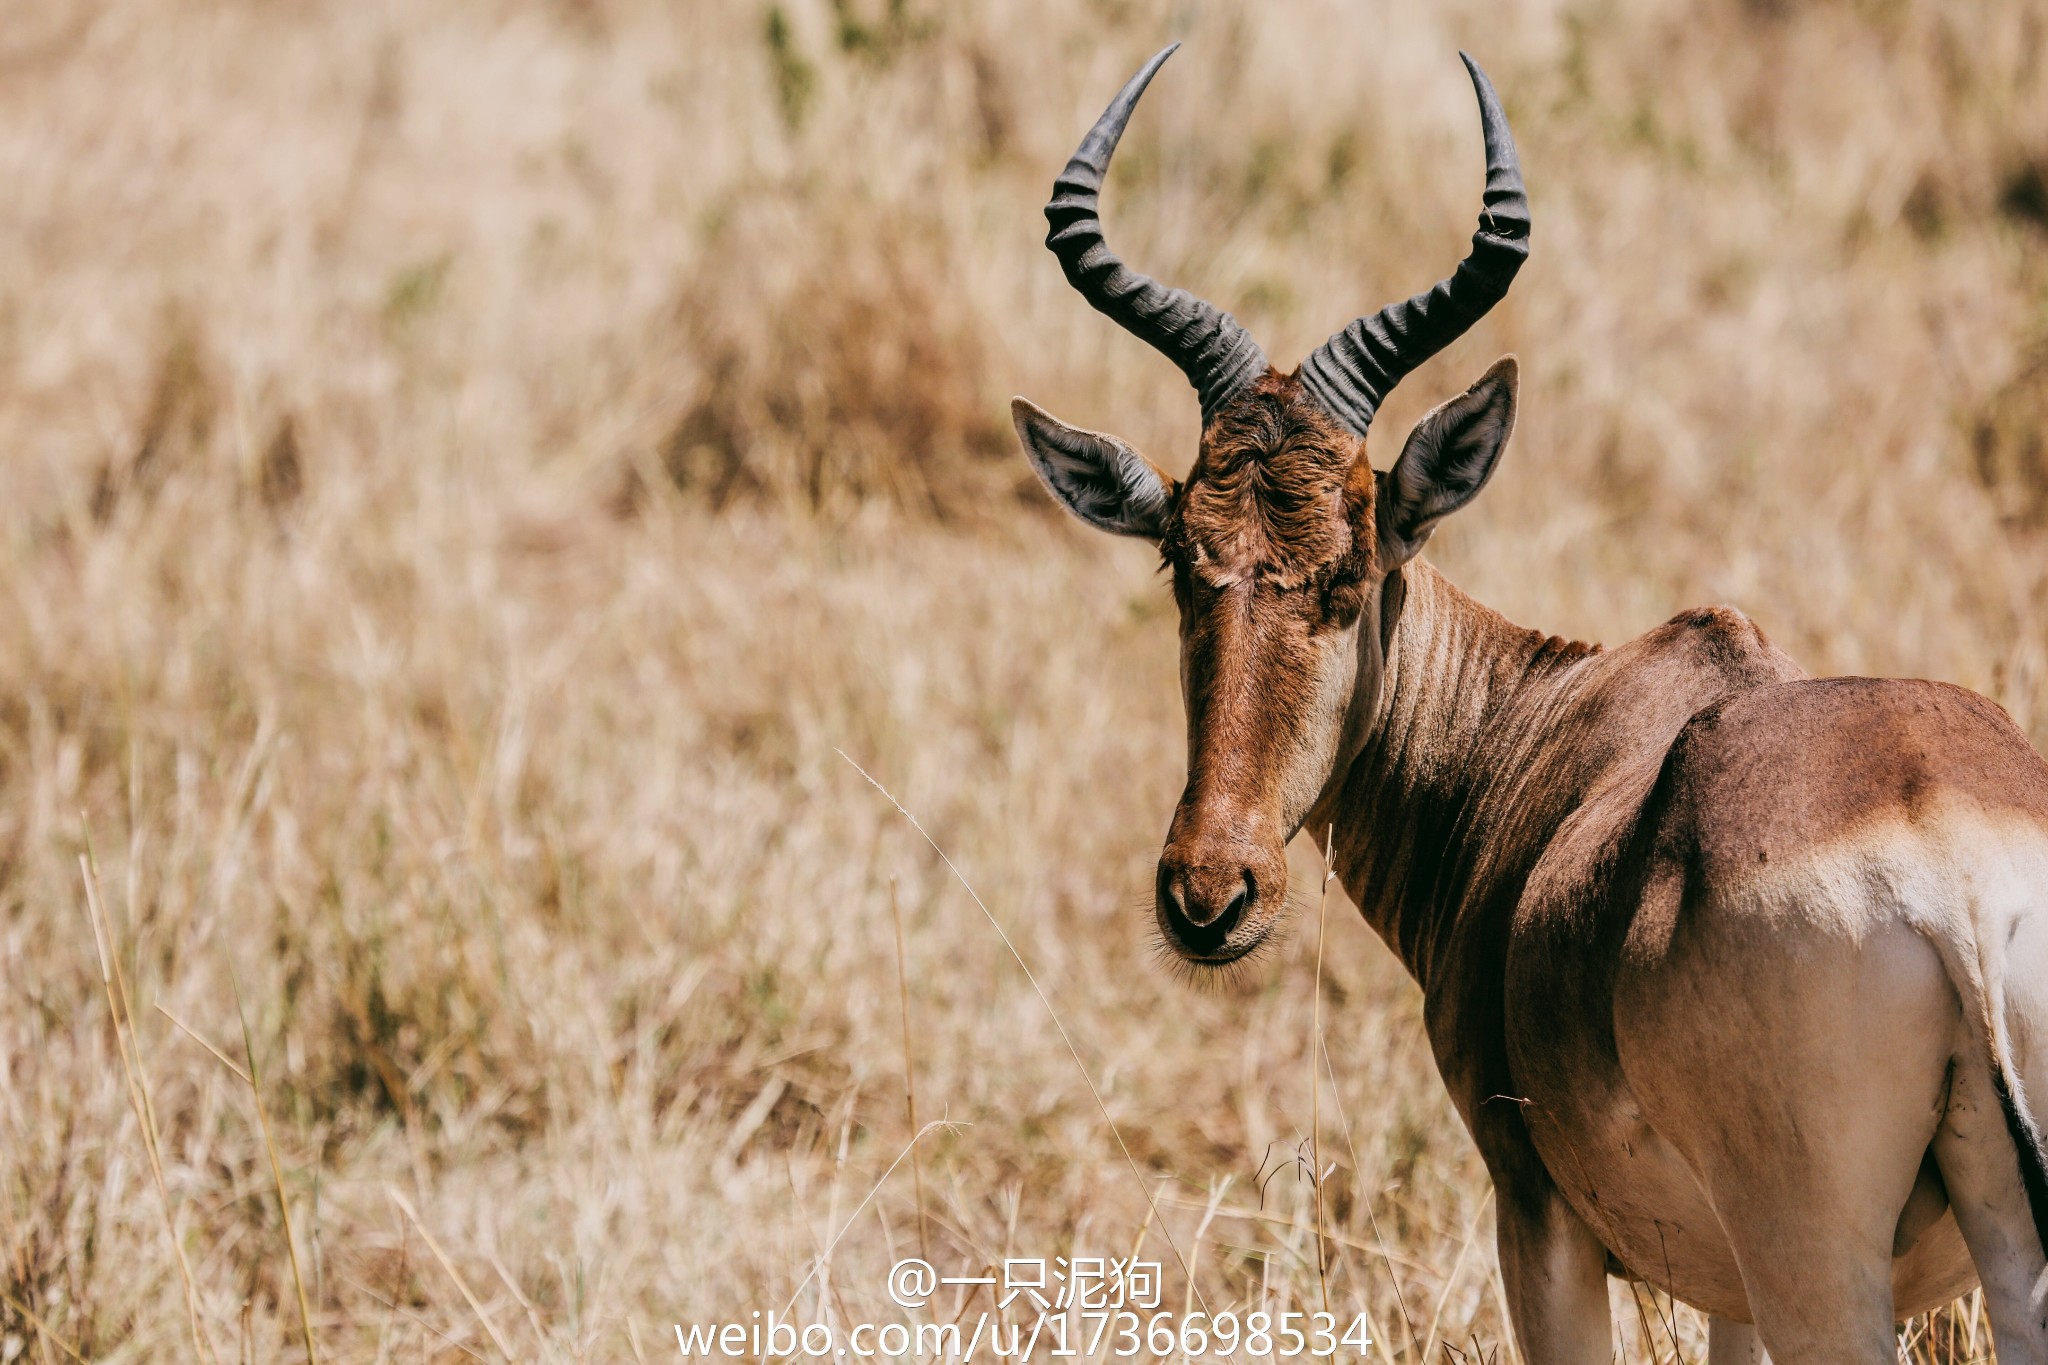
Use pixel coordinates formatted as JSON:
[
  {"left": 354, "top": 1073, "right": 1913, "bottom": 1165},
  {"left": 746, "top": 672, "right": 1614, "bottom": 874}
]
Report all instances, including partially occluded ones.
[
  {"left": 1038, "top": 368, "right": 2048, "bottom": 1361},
  {"left": 1147, "top": 374, "right": 1380, "bottom": 955},
  {"left": 1170, "top": 372, "right": 1369, "bottom": 590}
]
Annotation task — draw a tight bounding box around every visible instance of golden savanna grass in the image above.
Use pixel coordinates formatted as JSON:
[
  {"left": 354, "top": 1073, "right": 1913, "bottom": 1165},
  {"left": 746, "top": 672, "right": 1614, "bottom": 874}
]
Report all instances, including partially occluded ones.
[{"left": 3, "top": 0, "right": 2048, "bottom": 1359}]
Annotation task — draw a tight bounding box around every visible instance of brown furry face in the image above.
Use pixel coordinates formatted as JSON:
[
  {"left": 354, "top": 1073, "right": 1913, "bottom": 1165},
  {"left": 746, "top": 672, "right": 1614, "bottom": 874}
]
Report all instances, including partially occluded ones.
[
  {"left": 1152, "top": 373, "right": 1382, "bottom": 964},
  {"left": 1168, "top": 374, "right": 1375, "bottom": 591}
]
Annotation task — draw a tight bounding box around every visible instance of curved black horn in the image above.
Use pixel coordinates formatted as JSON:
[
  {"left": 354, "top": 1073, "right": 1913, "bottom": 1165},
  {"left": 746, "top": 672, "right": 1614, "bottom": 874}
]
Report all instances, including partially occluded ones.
[
  {"left": 1297, "top": 53, "right": 1530, "bottom": 439},
  {"left": 1045, "top": 44, "right": 1269, "bottom": 423}
]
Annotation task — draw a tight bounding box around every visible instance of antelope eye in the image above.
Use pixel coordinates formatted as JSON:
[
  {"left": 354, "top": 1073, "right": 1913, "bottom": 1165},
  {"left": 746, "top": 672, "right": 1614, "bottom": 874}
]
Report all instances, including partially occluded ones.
[{"left": 1320, "top": 572, "right": 1368, "bottom": 629}]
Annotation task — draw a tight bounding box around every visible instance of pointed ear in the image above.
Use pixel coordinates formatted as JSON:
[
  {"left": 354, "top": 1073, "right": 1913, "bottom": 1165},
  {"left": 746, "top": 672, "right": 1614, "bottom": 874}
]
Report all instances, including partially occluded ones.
[
  {"left": 1377, "top": 356, "right": 1518, "bottom": 567},
  {"left": 1012, "top": 397, "right": 1177, "bottom": 540}
]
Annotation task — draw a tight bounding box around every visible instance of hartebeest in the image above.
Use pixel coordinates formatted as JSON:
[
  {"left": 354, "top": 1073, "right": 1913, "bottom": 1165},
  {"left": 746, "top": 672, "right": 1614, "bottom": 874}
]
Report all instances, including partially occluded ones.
[{"left": 1013, "top": 45, "right": 2048, "bottom": 1364}]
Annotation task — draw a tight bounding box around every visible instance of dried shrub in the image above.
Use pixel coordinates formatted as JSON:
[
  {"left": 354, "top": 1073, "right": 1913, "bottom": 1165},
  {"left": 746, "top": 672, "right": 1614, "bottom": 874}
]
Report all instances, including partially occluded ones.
[
  {"left": 660, "top": 199, "right": 1015, "bottom": 519},
  {"left": 91, "top": 319, "right": 218, "bottom": 523},
  {"left": 762, "top": 6, "right": 815, "bottom": 130},
  {"left": 292, "top": 898, "right": 547, "bottom": 1144},
  {"left": 2001, "top": 151, "right": 2048, "bottom": 234},
  {"left": 257, "top": 414, "right": 304, "bottom": 512},
  {"left": 1973, "top": 349, "right": 2048, "bottom": 528}
]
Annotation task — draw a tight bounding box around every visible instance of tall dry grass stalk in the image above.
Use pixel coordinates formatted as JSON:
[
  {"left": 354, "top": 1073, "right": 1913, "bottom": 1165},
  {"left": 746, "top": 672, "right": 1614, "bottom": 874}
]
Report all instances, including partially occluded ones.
[
  {"left": 77, "top": 842, "right": 218, "bottom": 1365},
  {"left": 886, "top": 876, "right": 932, "bottom": 1265},
  {"left": 388, "top": 1187, "right": 517, "bottom": 1361},
  {"left": 1, "top": 0, "right": 2045, "bottom": 1359},
  {"left": 841, "top": 752, "right": 1206, "bottom": 1305},
  {"left": 1311, "top": 825, "right": 1336, "bottom": 1319},
  {"left": 230, "top": 968, "right": 322, "bottom": 1365}
]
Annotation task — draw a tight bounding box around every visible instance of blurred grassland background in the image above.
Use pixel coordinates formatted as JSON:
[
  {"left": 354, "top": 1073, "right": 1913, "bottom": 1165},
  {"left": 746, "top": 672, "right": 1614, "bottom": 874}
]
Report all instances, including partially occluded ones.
[{"left": 3, "top": 0, "right": 2048, "bottom": 1359}]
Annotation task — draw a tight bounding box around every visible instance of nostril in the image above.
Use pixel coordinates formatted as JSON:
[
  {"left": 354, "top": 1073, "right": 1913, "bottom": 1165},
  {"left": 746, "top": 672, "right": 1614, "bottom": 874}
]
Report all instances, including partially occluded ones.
[
  {"left": 1158, "top": 862, "right": 1256, "bottom": 956},
  {"left": 1158, "top": 866, "right": 1187, "bottom": 921},
  {"left": 1213, "top": 870, "right": 1252, "bottom": 934}
]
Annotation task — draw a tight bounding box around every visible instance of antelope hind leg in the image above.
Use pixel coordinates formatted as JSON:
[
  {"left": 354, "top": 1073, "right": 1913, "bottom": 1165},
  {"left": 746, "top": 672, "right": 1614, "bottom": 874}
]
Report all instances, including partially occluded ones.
[
  {"left": 1929, "top": 902, "right": 2048, "bottom": 1365},
  {"left": 1621, "top": 912, "right": 1954, "bottom": 1362}
]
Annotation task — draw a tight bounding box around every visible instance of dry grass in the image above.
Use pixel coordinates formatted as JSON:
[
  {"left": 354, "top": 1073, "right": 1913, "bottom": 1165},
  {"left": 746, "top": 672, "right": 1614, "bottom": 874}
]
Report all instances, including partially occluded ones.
[{"left": 2, "top": 0, "right": 2046, "bottom": 1359}]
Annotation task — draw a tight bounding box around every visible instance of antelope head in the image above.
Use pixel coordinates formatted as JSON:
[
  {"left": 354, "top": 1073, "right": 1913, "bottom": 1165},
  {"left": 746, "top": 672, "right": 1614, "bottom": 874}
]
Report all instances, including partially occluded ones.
[{"left": 1014, "top": 45, "right": 1528, "bottom": 966}]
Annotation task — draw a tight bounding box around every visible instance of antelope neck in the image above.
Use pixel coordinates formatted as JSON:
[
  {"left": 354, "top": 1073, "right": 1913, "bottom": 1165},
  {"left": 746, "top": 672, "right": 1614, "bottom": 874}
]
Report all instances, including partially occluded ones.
[{"left": 1314, "top": 562, "right": 1601, "bottom": 989}]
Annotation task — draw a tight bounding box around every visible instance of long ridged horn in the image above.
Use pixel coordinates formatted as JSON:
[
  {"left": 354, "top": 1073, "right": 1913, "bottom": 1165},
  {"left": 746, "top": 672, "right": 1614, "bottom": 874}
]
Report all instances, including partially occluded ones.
[
  {"left": 1297, "top": 53, "right": 1530, "bottom": 439},
  {"left": 1045, "top": 44, "right": 1269, "bottom": 423}
]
